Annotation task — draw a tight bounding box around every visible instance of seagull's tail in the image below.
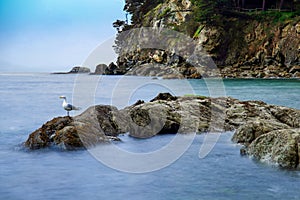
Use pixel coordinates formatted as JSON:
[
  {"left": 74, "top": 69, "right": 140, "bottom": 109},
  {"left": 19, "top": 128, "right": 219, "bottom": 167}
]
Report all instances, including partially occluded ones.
[{"left": 72, "top": 106, "right": 81, "bottom": 111}]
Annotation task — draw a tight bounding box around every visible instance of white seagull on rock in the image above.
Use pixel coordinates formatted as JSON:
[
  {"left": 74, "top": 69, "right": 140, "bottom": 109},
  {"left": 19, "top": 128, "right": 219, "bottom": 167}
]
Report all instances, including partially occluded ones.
[{"left": 59, "top": 96, "right": 81, "bottom": 116}]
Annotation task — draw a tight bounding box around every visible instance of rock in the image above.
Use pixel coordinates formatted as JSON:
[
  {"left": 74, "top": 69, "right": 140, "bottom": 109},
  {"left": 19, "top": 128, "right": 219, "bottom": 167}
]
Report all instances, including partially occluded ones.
[
  {"left": 24, "top": 93, "right": 300, "bottom": 169},
  {"left": 52, "top": 66, "right": 91, "bottom": 74},
  {"left": 53, "top": 126, "right": 83, "bottom": 149},
  {"left": 296, "top": 23, "right": 300, "bottom": 34},
  {"left": 104, "top": 62, "right": 119, "bottom": 75},
  {"left": 69, "top": 66, "right": 91, "bottom": 74},
  {"left": 25, "top": 117, "right": 74, "bottom": 149},
  {"left": 127, "top": 63, "right": 161, "bottom": 76},
  {"left": 25, "top": 105, "right": 125, "bottom": 150},
  {"left": 126, "top": 103, "right": 176, "bottom": 138},
  {"left": 150, "top": 92, "right": 177, "bottom": 102},
  {"left": 269, "top": 105, "right": 300, "bottom": 128},
  {"left": 240, "top": 147, "right": 247, "bottom": 156},
  {"left": 75, "top": 105, "right": 125, "bottom": 137},
  {"left": 91, "top": 64, "right": 108, "bottom": 75},
  {"left": 289, "top": 66, "right": 300, "bottom": 74},
  {"left": 162, "top": 74, "right": 185, "bottom": 79},
  {"left": 248, "top": 129, "right": 300, "bottom": 169},
  {"left": 152, "top": 51, "right": 165, "bottom": 63},
  {"left": 232, "top": 120, "right": 290, "bottom": 146}
]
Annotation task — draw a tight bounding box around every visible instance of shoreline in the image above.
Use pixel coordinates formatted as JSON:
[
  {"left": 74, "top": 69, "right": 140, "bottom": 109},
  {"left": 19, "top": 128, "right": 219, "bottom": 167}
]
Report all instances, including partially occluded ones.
[{"left": 52, "top": 72, "right": 300, "bottom": 80}]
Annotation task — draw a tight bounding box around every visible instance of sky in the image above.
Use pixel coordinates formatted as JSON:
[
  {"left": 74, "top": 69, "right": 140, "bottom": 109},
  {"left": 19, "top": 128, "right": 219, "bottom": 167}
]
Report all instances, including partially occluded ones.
[{"left": 0, "top": 0, "right": 126, "bottom": 72}]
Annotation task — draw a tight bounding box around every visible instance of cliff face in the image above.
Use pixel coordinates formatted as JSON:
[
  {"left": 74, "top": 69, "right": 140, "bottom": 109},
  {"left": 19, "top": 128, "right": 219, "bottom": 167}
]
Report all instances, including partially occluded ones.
[
  {"left": 116, "top": 0, "right": 300, "bottom": 78},
  {"left": 201, "top": 18, "right": 300, "bottom": 78}
]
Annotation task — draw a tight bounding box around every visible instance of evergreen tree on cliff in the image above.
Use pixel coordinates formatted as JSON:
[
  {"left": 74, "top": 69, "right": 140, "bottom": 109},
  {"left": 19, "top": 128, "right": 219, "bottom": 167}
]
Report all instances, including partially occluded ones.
[
  {"left": 191, "top": 0, "right": 233, "bottom": 25},
  {"left": 124, "top": 0, "right": 164, "bottom": 24}
]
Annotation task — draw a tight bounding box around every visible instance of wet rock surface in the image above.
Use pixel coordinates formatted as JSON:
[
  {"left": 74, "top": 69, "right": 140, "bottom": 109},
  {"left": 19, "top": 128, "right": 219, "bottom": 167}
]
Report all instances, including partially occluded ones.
[
  {"left": 25, "top": 93, "right": 300, "bottom": 169},
  {"left": 248, "top": 129, "right": 300, "bottom": 169}
]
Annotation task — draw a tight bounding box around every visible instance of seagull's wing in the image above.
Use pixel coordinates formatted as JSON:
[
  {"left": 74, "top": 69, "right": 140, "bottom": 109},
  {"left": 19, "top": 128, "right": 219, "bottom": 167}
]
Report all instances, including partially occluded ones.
[
  {"left": 63, "top": 103, "right": 73, "bottom": 111},
  {"left": 69, "top": 104, "right": 81, "bottom": 110}
]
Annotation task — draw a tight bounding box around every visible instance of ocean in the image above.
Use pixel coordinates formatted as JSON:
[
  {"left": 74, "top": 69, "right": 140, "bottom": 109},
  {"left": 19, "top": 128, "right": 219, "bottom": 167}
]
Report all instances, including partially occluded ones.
[{"left": 0, "top": 73, "right": 299, "bottom": 200}]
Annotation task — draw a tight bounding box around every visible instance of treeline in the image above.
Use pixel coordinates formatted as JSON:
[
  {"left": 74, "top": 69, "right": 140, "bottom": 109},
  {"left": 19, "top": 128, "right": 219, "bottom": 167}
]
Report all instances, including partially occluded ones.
[{"left": 113, "top": 0, "right": 300, "bottom": 32}]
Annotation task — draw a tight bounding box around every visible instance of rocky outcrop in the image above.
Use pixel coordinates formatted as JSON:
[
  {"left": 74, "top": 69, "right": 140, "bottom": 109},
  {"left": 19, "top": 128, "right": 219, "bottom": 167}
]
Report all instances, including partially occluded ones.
[
  {"left": 25, "top": 93, "right": 300, "bottom": 169},
  {"left": 69, "top": 66, "right": 91, "bottom": 74},
  {"left": 25, "top": 106, "right": 122, "bottom": 150},
  {"left": 248, "top": 129, "right": 300, "bottom": 169},
  {"left": 90, "top": 62, "right": 128, "bottom": 75},
  {"left": 231, "top": 104, "right": 300, "bottom": 168},
  {"left": 217, "top": 20, "right": 300, "bottom": 78},
  {"left": 91, "top": 64, "right": 108, "bottom": 75},
  {"left": 232, "top": 120, "right": 290, "bottom": 146},
  {"left": 112, "top": 0, "right": 300, "bottom": 78},
  {"left": 52, "top": 66, "right": 91, "bottom": 74},
  {"left": 25, "top": 117, "right": 74, "bottom": 149}
]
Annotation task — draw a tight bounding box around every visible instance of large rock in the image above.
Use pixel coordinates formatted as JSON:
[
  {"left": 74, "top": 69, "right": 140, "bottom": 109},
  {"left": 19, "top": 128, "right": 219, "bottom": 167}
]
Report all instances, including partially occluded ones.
[
  {"left": 103, "top": 62, "right": 126, "bottom": 75},
  {"left": 232, "top": 120, "right": 290, "bottom": 146},
  {"left": 25, "top": 117, "right": 73, "bottom": 149},
  {"left": 25, "top": 105, "right": 123, "bottom": 150},
  {"left": 91, "top": 64, "right": 108, "bottom": 75},
  {"left": 269, "top": 105, "right": 300, "bottom": 128},
  {"left": 248, "top": 129, "right": 300, "bottom": 169},
  {"left": 24, "top": 93, "right": 300, "bottom": 169}
]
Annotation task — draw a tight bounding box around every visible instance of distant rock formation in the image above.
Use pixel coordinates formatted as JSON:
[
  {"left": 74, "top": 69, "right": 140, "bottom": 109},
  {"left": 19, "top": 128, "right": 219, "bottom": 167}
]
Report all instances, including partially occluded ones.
[
  {"left": 24, "top": 93, "right": 300, "bottom": 169},
  {"left": 90, "top": 64, "right": 108, "bottom": 75},
  {"left": 52, "top": 66, "right": 91, "bottom": 74},
  {"left": 69, "top": 66, "right": 90, "bottom": 73},
  {"left": 90, "top": 62, "right": 127, "bottom": 75}
]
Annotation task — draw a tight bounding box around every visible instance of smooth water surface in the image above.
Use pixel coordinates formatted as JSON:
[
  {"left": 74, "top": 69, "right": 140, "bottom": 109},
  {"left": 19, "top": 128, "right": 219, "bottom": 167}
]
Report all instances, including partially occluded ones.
[{"left": 0, "top": 73, "right": 299, "bottom": 200}]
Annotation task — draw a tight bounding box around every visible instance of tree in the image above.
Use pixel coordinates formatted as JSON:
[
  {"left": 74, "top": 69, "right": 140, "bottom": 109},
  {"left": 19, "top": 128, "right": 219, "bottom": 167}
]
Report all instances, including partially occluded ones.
[
  {"left": 262, "top": 0, "right": 266, "bottom": 11},
  {"left": 123, "top": 0, "right": 163, "bottom": 24},
  {"left": 191, "top": 0, "right": 233, "bottom": 25},
  {"left": 113, "top": 20, "right": 126, "bottom": 32}
]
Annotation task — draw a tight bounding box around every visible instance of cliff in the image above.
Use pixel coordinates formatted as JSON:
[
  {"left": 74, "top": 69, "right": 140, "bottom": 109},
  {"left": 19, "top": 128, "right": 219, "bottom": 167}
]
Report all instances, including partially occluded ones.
[{"left": 113, "top": 0, "right": 300, "bottom": 78}]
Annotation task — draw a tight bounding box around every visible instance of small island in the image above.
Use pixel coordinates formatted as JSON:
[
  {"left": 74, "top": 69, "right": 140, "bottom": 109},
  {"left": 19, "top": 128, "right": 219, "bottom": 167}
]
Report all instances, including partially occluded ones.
[{"left": 52, "top": 66, "right": 91, "bottom": 74}]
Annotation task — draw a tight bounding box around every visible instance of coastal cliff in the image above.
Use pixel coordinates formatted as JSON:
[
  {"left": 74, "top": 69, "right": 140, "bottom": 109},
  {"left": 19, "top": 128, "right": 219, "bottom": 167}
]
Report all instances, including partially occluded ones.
[{"left": 112, "top": 0, "right": 300, "bottom": 78}]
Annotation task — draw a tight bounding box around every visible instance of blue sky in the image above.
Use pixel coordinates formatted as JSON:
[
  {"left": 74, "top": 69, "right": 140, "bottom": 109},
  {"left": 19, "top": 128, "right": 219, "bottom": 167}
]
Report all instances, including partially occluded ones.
[{"left": 0, "top": 0, "right": 125, "bottom": 72}]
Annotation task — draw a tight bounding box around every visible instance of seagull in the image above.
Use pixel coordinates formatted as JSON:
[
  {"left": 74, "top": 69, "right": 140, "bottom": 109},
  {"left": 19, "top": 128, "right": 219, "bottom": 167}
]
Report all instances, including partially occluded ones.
[{"left": 59, "top": 96, "right": 81, "bottom": 116}]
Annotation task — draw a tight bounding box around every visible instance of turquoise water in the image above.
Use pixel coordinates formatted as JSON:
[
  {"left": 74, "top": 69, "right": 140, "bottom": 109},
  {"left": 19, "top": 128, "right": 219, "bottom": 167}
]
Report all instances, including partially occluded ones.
[{"left": 0, "top": 73, "right": 299, "bottom": 200}]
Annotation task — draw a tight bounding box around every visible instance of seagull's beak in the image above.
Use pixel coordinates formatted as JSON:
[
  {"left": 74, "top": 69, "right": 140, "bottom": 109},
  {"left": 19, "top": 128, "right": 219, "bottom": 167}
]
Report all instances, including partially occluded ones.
[{"left": 59, "top": 96, "right": 65, "bottom": 99}]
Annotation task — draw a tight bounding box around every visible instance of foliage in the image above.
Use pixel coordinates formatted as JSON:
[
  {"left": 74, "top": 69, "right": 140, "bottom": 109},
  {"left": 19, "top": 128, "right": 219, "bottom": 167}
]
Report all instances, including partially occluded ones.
[
  {"left": 192, "top": 25, "right": 205, "bottom": 39},
  {"left": 158, "top": 7, "right": 171, "bottom": 19},
  {"left": 190, "top": 0, "right": 233, "bottom": 25},
  {"left": 250, "top": 10, "right": 300, "bottom": 24},
  {"left": 113, "top": 20, "right": 126, "bottom": 32},
  {"left": 123, "top": 0, "right": 164, "bottom": 24}
]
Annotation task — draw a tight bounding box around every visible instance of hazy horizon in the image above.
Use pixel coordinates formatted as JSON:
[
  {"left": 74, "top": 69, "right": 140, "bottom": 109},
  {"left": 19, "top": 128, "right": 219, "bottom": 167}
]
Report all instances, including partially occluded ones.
[{"left": 0, "top": 0, "right": 125, "bottom": 72}]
